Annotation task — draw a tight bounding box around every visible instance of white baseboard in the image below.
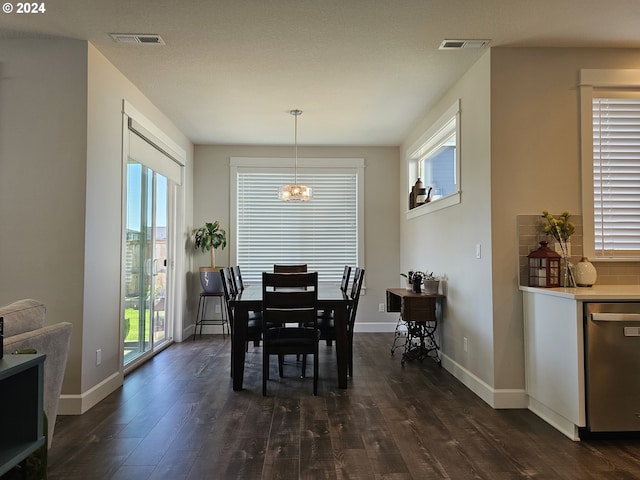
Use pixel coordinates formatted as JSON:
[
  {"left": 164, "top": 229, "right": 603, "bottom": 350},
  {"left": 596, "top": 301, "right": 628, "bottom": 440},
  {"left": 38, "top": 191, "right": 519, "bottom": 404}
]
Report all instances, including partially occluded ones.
[
  {"left": 57, "top": 371, "right": 123, "bottom": 415},
  {"left": 528, "top": 397, "right": 581, "bottom": 441},
  {"left": 191, "top": 324, "right": 230, "bottom": 336},
  {"left": 353, "top": 322, "right": 398, "bottom": 333},
  {"left": 440, "top": 353, "right": 528, "bottom": 410}
]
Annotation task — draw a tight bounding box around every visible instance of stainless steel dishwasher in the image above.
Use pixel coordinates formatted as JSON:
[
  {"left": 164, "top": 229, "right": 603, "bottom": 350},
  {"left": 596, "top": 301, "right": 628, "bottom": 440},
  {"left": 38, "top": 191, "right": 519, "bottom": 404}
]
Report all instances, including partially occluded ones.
[{"left": 585, "top": 302, "right": 640, "bottom": 433}]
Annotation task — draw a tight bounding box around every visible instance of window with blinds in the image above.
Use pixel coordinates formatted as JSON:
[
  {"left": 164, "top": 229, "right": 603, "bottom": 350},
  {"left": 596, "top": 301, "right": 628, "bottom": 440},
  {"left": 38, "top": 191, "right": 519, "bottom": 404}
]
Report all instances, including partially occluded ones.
[
  {"left": 592, "top": 95, "right": 640, "bottom": 257},
  {"left": 235, "top": 169, "right": 360, "bottom": 284}
]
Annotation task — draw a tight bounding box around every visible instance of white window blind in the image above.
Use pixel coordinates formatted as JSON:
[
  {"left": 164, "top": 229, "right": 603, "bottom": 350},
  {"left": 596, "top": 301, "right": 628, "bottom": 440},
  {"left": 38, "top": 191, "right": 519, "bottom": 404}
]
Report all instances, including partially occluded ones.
[
  {"left": 236, "top": 172, "right": 358, "bottom": 284},
  {"left": 592, "top": 96, "right": 640, "bottom": 257}
]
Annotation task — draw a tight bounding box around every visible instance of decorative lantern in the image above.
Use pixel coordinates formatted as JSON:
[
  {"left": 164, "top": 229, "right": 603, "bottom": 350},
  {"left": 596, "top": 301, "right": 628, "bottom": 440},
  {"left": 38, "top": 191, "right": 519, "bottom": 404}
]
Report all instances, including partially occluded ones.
[{"left": 527, "top": 241, "right": 561, "bottom": 288}]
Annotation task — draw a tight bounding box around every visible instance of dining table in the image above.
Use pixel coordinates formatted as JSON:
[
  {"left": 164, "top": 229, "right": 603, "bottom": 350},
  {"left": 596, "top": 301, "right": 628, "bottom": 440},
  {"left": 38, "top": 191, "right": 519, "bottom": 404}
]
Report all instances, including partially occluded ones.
[{"left": 229, "top": 283, "right": 353, "bottom": 391}]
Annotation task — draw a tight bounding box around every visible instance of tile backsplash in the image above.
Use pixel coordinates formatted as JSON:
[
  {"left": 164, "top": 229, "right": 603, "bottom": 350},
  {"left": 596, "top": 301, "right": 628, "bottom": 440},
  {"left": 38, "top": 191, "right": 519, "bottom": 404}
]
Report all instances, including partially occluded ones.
[{"left": 517, "top": 214, "right": 640, "bottom": 286}]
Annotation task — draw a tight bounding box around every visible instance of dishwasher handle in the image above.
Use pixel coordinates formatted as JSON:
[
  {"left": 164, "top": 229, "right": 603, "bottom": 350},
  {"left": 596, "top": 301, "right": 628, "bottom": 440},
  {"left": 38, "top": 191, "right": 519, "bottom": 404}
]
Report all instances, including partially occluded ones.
[{"left": 591, "top": 312, "right": 640, "bottom": 322}]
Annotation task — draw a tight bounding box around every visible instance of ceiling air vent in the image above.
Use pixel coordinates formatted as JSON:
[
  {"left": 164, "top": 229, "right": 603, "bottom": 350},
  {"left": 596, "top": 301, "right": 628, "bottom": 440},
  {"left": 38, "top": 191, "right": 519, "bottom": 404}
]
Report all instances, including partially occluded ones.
[
  {"left": 110, "top": 33, "right": 166, "bottom": 45},
  {"left": 439, "top": 39, "right": 489, "bottom": 50}
]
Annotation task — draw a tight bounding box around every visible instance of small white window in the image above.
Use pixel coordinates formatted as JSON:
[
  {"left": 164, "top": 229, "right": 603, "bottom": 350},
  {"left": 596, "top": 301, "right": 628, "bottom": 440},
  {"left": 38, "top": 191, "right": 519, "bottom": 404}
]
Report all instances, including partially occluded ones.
[{"left": 407, "top": 99, "right": 461, "bottom": 218}]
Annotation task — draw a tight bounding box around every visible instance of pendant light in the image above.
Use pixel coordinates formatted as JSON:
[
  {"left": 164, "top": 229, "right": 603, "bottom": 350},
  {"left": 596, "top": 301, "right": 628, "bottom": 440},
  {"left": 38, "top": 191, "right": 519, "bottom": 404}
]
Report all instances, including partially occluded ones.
[{"left": 279, "top": 109, "right": 312, "bottom": 201}]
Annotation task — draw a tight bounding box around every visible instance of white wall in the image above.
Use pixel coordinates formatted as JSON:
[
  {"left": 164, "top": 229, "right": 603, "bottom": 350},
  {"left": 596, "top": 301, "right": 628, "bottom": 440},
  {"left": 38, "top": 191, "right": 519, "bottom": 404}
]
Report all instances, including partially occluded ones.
[
  {"left": 490, "top": 47, "right": 640, "bottom": 393},
  {"left": 80, "top": 44, "right": 194, "bottom": 412},
  {"left": 0, "top": 38, "right": 194, "bottom": 414},
  {"left": 400, "top": 52, "right": 496, "bottom": 401},
  {"left": 399, "top": 47, "right": 640, "bottom": 409},
  {"left": 192, "top": 145, "right": 400, "bottom": 330},
  {"left": 0, "top": 38, "right": 89, "bottom": 392}
]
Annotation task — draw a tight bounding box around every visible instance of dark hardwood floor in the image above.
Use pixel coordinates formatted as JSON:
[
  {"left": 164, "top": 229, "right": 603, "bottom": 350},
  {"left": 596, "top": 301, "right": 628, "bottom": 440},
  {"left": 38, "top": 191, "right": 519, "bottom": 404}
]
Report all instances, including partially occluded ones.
[{"left": 47, "top": 333, "right": 640, "bottom": 479}]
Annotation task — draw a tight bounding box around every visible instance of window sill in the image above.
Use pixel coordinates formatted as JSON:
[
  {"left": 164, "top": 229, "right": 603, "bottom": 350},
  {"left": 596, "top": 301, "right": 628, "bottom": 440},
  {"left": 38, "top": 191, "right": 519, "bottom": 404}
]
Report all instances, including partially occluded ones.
[
  {"left": 590, "top": 256, "right": 640, "bottom": 263},
  {"left": 405, "top": 192, "right": 460, "bottom": 219}
]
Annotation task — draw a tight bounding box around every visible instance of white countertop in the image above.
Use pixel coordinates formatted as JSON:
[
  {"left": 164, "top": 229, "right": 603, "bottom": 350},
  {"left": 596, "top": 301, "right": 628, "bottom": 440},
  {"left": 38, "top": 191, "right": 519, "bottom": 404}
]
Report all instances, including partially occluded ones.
[{"left": 520, "top": 284, "right": 640, "bottom": 300}]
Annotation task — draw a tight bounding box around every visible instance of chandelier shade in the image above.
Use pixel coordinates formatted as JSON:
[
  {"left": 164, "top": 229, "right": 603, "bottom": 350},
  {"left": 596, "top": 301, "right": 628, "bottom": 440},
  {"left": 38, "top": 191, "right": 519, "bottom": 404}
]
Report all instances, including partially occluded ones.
[
  {"left": 279, "top": 183, "right": 312, "bottom": 201},
  {"left": 280, "top": 109, "right": 312, "bottom": 202}
]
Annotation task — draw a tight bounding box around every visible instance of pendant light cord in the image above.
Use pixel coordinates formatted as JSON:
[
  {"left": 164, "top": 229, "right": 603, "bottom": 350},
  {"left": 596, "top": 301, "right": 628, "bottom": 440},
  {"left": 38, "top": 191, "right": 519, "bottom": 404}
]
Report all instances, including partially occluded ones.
[{"left": 291, "top": 109, "right": 302, "bottom": 185}]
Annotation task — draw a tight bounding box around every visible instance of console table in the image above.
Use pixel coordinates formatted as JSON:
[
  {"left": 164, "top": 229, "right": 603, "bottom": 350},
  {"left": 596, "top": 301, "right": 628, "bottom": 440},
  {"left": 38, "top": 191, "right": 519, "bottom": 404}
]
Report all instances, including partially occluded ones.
[
  {"left": 386, "top": 288, "right": 444, "bottom": 365},
  {"left": 0, "top": 353, "right": 46, "bottom": 476}
]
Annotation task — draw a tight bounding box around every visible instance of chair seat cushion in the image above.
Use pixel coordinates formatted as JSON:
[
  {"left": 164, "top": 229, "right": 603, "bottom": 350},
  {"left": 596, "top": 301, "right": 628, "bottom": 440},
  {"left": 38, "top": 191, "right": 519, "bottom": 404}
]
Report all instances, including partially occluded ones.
[
  {"left": 248, "top": 318, "right": 262, "bottom": 328},
  {"left": 317, "top": 317, "right": 334, "bottom": 329},
  {"left": 247, "top": 318, "right": 262, "bottom": 339}
]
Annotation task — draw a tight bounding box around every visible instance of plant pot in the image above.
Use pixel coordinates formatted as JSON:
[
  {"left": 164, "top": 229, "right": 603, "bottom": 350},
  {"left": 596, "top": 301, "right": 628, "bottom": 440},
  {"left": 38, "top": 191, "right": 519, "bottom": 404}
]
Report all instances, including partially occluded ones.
[
  {"left": 199, "top": 266, "right": 224, "bottom": 293},
  {"left": 412, "top": 281, "right": 422, "bottom": 294},
  {"left": 422, "top": 280, "right": 440, "bottom": 294}
]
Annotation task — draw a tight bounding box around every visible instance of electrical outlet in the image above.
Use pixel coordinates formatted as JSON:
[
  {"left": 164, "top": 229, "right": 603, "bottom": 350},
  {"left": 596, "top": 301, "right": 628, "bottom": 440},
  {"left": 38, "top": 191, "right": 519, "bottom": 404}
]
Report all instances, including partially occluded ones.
[
  {"left": 463, "top": 337, "right": 468, "bottom": 353},
  {"left": 379, "top": 303, "right": 385, "bottom": 312},
  {"left": 476, "top": 244, "right": 481, "bottom": 259},
  {"left": 96, "top": 348, "right": 102, "bottom": 366},
  {"left": 215, "top": 304, "right": 221, "bottom": 314}
]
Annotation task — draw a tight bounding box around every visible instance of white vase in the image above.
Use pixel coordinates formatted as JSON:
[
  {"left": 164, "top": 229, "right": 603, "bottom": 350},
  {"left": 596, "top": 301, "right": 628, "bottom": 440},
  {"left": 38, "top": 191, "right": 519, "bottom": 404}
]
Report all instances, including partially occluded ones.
[{"left": 574, "top": 257, "right": 597, "bottom": 287}]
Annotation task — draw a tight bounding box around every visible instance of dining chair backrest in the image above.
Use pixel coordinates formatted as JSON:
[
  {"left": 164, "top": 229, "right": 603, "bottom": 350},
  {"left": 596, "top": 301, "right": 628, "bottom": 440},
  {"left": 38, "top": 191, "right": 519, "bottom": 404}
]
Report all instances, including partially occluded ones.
[
  {"left": 349, "top": 267, "right": 365, "bottom": 326},
  {"left": 340, "top": 265, "right": 352, "bottom": 292},
  {"left": 262, "top": 272, "right": 318, "bottom": 327},
  {"left": 273, "top": 264, "right": 308, "bottom": 273},
  {"left": 232, "top": 265, "right": 245, "bottom": 292},
  {"left": 345, "top": 267, "right": 365, "bottom": 378},
  {"left": 219, "top": 268, "right": 234, "bottom": 318},
  {"left": 222, "top": 267, "right": 237, "bottom": 296}
]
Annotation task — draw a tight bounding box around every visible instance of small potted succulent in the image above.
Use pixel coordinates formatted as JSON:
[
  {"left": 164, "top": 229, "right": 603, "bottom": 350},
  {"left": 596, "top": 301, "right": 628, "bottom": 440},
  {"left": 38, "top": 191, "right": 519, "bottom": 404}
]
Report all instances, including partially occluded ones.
[{"left": 192, "top": 221, "right": 227, "bottom": 293}]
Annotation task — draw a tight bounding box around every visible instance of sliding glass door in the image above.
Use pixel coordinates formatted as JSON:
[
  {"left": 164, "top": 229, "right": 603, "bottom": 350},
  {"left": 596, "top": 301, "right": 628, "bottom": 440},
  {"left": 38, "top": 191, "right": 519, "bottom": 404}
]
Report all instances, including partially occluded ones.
[{"left": 123, "top": 130, "right": 175, "bottom": 367}]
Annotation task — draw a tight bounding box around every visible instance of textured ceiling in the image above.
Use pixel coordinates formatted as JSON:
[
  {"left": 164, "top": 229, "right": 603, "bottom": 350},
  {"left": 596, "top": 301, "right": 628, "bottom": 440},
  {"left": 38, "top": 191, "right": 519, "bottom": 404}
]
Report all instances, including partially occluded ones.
[{"left": 2, "top": 0, "right": 640, "bottom": 145}]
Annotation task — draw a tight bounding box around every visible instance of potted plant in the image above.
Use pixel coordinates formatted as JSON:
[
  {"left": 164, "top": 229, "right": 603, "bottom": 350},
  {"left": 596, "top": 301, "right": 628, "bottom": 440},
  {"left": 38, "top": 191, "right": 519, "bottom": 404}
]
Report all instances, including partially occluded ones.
[
  {"left": 192, "top": 221, "right": 227, "bottom": 293},
  {"left": 422, "top": 272, "right": 440, "bottom": 294},
  {"left": 401, "top": 270, "right": 440, "bottom": 294}
]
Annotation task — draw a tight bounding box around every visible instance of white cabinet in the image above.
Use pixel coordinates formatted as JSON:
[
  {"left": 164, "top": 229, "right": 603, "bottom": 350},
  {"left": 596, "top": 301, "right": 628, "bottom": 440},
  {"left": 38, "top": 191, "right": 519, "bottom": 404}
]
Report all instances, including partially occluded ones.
[
  {"left": 521, "top": 284, "right": 640, "bottom": 440},
  {"left": 522, "top": 290, "right": 584, "bottom": 440}
]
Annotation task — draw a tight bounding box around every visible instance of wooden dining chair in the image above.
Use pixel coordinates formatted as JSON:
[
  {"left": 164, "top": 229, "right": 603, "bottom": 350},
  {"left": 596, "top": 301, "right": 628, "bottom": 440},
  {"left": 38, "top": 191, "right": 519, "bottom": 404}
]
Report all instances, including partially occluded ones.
[
  {"left": 346, "top": 267, "right": 365, "bottom": 377},
  {"left": 222, "top": 266, "right": 237, "bottom": 296},
  {"left": 340, "top": 265, "right": 352, "bottom": 292},
  {"left": 231, "top": 265, "right": 245, "bottom": 292},
  {"left": 262, "top": 271, "right": 319, "bottom": 396},
  {"left": 318, "top": 265, "right": 351, "bottom": 346},
  {"left": 220, "top": 267, "right": 262, "bottom": 350},
  {"left": 273, "top": 264, "right": 308, "bottom": 273}
]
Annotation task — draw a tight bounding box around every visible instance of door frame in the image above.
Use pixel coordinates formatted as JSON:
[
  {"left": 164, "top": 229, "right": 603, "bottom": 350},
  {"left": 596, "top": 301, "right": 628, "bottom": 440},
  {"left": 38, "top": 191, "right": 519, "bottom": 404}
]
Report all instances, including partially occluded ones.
[{"left": 120, "top": 101, "right": 186, "bottom": 374}]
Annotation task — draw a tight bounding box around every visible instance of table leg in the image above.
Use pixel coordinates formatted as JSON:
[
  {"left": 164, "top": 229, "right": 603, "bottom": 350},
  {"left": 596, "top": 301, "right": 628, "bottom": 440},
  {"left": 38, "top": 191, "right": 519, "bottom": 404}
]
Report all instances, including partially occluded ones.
[
  {"left": 334, "top": 303, "right": 348, "bottom": 389},
  {"left": 232, "top": 307, "right": 248, "bottom": 390}
]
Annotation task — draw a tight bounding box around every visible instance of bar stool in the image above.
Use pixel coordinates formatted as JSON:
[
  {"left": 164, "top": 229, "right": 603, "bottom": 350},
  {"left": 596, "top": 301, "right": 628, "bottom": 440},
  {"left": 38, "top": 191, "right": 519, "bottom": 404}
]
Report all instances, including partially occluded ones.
[{"left": 193, "top": 291, "right": 229, "bottom": 339}]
